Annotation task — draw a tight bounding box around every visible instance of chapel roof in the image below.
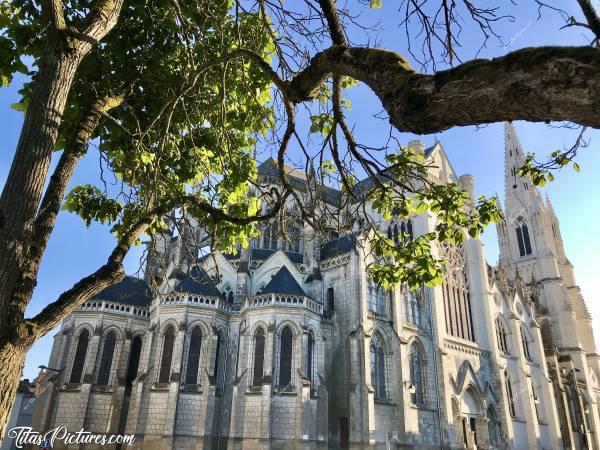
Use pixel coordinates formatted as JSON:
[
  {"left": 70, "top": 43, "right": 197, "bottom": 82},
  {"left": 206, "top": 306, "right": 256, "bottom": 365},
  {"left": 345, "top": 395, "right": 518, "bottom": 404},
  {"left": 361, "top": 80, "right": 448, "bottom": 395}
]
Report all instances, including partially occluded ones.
[
  {"left": 174, "top": 266, "right": 222, "bottom": 297},
  {"left": 257, "top": 145, "right": 436, "bottom": 202},
  {"left": 262, "top": 266, "right": 305, "bottom": 296},
  {"left": 91, "top": 276, "right": 152, "bottom": 307},
  {"left": 320, "top": 234, "right": 357, "bottom": 260}
]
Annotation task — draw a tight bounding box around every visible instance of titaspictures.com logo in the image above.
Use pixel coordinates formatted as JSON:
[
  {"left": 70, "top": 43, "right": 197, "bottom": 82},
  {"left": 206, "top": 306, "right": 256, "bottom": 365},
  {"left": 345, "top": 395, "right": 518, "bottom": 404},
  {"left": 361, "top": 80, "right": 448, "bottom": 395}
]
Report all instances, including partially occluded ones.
[{"left": 6, "top": 426, "right": 136, "bottom": 448}]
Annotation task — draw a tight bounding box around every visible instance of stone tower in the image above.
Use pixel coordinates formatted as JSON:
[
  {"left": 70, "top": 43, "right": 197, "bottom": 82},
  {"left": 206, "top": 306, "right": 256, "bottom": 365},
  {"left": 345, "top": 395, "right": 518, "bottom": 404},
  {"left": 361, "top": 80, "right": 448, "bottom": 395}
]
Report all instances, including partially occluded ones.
[{"left": 497, "top": 122, "right": 600, "bottom": 449}]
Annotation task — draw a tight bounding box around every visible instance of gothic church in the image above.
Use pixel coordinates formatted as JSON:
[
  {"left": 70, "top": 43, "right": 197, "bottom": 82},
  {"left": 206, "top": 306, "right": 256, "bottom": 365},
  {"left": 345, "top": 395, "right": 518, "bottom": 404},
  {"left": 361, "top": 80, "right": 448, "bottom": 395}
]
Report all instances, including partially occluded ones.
[{"left": 31, "top": 124, "right": 600, "bottom": 450}]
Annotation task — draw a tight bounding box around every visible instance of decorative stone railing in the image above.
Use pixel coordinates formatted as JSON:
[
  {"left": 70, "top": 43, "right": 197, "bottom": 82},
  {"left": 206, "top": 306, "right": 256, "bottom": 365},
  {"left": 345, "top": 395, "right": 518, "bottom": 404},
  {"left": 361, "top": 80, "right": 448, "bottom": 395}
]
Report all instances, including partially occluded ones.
[
  {"left": 244, "top": 293, "right": 323, "bottom": 315},
  {"left": 85, "top": 292, "right": 323, "bottom": 317},
  {"left": 79, "top": 300, "right": 149, "bottom": 318},
  {"left": 159, "top": 293, "right": 235, "bottom": 313}
]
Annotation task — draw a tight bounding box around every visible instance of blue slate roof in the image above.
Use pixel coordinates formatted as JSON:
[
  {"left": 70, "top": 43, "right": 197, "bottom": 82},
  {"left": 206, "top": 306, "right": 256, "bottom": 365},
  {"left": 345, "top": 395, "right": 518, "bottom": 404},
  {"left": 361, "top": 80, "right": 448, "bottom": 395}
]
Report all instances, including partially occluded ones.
[
  {"left": 174, "top": 266, "right": 221, "bottom": 297},
  {"left": 258, "top": 158, "right": 342, "bottom": 206},
  {"left": 250, "top": 248, "right": 304, "bottom": 264},
  {"left": 91, "top": 276, "right": 151, "bottom": 307},
  {"left": 320, "top": 234, "right": 357, "bottom": 260},
  {"left": 258, "top": 146, "right": 435, "bottom": 201},
  {"left": 262, "top": 266, "right": 305, "bottom": 296},
  {"left": 251, "top": 248, "right": 276, "bottom": 260}
]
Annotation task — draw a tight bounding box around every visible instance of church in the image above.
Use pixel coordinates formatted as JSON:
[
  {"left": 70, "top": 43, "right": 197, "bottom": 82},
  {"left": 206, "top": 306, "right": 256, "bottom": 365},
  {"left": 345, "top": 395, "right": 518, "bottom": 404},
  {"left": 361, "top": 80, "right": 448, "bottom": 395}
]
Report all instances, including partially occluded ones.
[{"left": 31, "top": 123, "right": 600, "bottom": 449}]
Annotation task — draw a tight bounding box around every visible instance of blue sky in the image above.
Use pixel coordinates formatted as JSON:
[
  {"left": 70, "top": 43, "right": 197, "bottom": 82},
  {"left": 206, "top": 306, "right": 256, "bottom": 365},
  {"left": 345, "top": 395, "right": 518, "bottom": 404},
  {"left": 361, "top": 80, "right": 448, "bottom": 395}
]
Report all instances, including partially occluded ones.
[{"left": 1, "top": 0, "right": 600, "bottom": 380}]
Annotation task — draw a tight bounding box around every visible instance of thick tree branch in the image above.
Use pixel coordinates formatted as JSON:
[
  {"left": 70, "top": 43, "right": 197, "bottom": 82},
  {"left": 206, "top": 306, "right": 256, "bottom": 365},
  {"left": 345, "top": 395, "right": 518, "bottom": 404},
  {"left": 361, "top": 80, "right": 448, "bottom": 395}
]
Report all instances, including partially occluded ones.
[
  {"left": 26, "top": 210, "right": 161, "bottom": 338},
  {"left": 83, "top": 0, "right": 126, "bottom": 42},
  {"left": 576, "top": 0, "right": 600, "bottom": 42},
  {"left": 1, "top": 94, "right": 127, "bottom": 332},
  {"left": 317, "top": 0, "right": 346, "bottom": 45},
  {"left": 42, "top": 0, "right": 66, "bottom": 31},
  {"left": 288, "top": 45, "right": 600, "bottom": 133},
  {"left": 34, "top": 94, "right": 126, "bottom": 253}
]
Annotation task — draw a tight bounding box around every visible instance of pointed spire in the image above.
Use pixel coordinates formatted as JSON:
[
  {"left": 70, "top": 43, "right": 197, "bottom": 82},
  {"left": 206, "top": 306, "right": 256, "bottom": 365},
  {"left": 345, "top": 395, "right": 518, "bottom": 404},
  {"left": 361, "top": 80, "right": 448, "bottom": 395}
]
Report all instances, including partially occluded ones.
[
  {"left": 504, "top": 122, "right": 526, "bottom": 203},
  {"left": 503, "top": 122, "right": 544, "bottom": 213}
]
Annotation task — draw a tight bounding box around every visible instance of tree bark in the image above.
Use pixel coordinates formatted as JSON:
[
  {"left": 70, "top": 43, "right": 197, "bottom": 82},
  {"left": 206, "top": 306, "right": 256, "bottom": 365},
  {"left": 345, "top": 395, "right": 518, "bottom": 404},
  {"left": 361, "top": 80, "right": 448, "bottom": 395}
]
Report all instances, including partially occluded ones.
[
  {"left": 0, "top": 0, "right": 126, "bottom": 339},
  {"left": 0, "top": 41, "right": 86, "bottom": 336},
  {"left": 0, "top": 340, "right": 28, "bottom": 443},
  {"left": 288, "top": 45, "right": 600, "bottom": 133}
]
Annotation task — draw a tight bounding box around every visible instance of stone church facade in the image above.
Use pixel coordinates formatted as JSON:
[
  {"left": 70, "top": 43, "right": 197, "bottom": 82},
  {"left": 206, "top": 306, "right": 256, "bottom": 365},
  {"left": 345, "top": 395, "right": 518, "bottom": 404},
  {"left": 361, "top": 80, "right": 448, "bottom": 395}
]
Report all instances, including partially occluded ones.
[{"left": 31, "top": 124, "right": 600, "bottom": 449}]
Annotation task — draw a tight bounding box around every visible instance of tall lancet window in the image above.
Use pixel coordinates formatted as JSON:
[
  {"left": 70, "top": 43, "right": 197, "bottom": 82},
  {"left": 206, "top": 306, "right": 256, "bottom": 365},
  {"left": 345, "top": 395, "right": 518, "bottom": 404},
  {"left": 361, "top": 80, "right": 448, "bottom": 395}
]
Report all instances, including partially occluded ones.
[
  {"left": 440, "top": 243, "right": 475, "bottom": 342},
  {"left": 125, "top": 335, "right": 143, "bottom": 387},
  {"left": 409, "top": 342, "right": 425, "bottom": 405},
  {"left": 370, "top": 333, "right": 387, "bottom": 400},
  {"left": 96, "top": 330, "right": 117, "bottom": 385},
  {"left": 69, "top": 329, "right": 90, "bottom": 384},
  {"left": 306, "top": 331, "right": 315, "bottom": 385},
  {"left": 262, "top": 219, "right": 278, "bottom": 250},
  {"left": 278, "top": 326, "right": 293, "bottom": 388},
  {"left": 367, "top": 281, "right": 386, "bottom": 317},
  {"left": 286, "top": 222, "right": 302, "bottom": 253},
  {"left": 515, "top": 216, "right": 532, "bottom": 257},
  {"left": 495, "top": 317, "right": 510, "bottom": 354},
  {"left": 158, "top": 325, "right": 175, "bottom": 384},
  {"left": 185, "top": 326, "right": 202, "bottom": 385},
  {"left": 387, "top": 219, "right": 414, "bottom": 246},
  {"left": 520, "top": 325, "right": 533, "bottom": 361},
  {"left": 252, "top": 327, "right": 265, "bottom": 387},
  {"left": 403, "top": 287, "right": 420, "bottom": 326},
  {"left": 505, "top": 370, "right": 516, "bottom": 418}
]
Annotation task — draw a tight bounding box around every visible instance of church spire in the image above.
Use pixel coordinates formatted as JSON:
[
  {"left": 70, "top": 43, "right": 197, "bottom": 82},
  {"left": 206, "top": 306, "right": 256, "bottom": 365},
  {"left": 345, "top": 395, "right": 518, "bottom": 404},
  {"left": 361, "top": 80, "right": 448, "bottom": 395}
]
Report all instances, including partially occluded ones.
[
  {"left": 504, "top": 122, "right": 527, "bottom": 207},
  {"left": 503, "top": 122, "right": 544, "bottom": 214}
]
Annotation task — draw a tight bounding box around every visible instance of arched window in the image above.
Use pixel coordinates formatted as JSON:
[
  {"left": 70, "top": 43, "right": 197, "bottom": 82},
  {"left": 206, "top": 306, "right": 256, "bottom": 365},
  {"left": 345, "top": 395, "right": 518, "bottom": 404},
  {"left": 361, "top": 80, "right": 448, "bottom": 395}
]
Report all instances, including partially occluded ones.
[
  {"left": 262, "top": 220, "right": 278, "bottom": 250},
  {"left": 278, "top": 326, "right": 293, "bottom": 388},
  {"left": 252, "top": 328, "right": 265, "bottom": 387},
  {"left": 307, "top": 331, "right": 315, "bottom": 385},
  {"left": 388, "top": 219, "right": 413, "bottom": 245},
  {"left": 327, "top": 287, "right": 335, "bottom": 311},
  {"left": 440, "top": 243, "right": 475, "bottom": 342},
  {"left": 158, "top": 325, "right": 175, "bottom": 384},
  {"left": 367, "top": 281, "right": 386, "bottom": 316},
  {"left": 185, "top": 326, "right": 202, "bottom": 385},
  {"left": 69, "top": 329, "right": 90, "bottom": 384},
  {"left": 269, "top": 222, "right": 278, "bottom": 250},
  {"left": 96, "top": 330, "right": 117, "bottom": 386},
  {"left": 286, "top": 222, "right": 301, "bottom": 253},
  {"left": 125, "top": 335, "right": 142, "bottom": 387},
  {"left": 515, "top": 216, "right": 532, "bottom": 257},
  {"left": 520, "top": 325, "right": 532, "bottom": 361},
  {"left": 495, "top": 317, "right": 509, "bottom": 354},
  {"left": 504, "top": 371, "right": 516, "bottom": 418},
  {"left": 370, "top": 333, "right": 387, "bottom": 400},
  {"left": 487, "top": 406, "right": 501, "bottom": 447},
  {"left": 404, "top": 288, "right": 420, "bottom": 326},
  {"left": 263, "top": 221, "right": 271, "bottom": 248},
  {"left": 409, "top": 342, "right": 425, "bottom": 404}
]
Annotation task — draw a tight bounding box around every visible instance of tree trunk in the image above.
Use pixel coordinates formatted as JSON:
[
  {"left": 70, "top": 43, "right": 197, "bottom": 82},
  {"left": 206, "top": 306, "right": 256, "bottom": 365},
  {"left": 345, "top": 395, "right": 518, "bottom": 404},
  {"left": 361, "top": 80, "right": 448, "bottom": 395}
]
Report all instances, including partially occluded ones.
[
  {"left": 0, "top": 340, "right": 28, "bottom": 444},
  {"left": 0, "top": 38, "right": 86, "bottom": 334}
]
